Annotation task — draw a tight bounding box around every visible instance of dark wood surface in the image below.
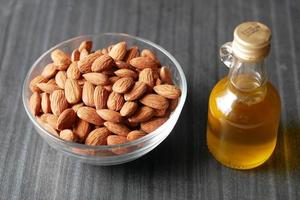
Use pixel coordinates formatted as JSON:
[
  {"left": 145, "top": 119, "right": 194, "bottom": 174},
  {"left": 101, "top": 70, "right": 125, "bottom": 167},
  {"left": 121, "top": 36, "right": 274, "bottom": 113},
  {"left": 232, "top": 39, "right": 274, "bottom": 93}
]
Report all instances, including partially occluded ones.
[{"left": 0, "top": 0, "right": 299, "bottom": 199}]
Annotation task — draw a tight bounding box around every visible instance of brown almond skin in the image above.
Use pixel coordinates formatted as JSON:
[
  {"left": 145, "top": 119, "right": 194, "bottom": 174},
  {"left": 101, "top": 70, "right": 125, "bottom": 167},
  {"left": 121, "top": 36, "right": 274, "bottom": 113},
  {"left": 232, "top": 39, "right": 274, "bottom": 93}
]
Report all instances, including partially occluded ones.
[
  {"left": 160, "top": 66, "right": 173, "bottom": 84},
  {"left": 91, "top": 54, "right": 114, "bottom": 72},
  {"left": 77, "top": 52, "right": 101, "bottom": 73},
  {"left": 108, "top": 41, "right": 127, "bottom": 61},
  {"left": 107, "top": 92, "right": 125, "bottom": 111},
  {"left": 83, "top": 73, "right": 109, "bottom": 85},
  {"left": 96, "top": 109, "right": 123, "bottom": 123},
  {"left": 50, "top": 90, "right": 69, "bottom": 116},
  {"left": 78, "top": 40, "right": 93, "bottom": 52},
  {"left": 127, "top": 130, "right": 146, "bottom": 141},
  {"left": 140, "top": 94, "right": 169, "bottom": 110},
  {"left": 77, "top": 106, "right": 104, "bottom": 126},
  {"left": 141, "top": 49, "right": 158, "bottom": 61},
  {"left": 51, "top": 49, "right": 71, "bottom": 71},
  {"left": 154, "top": 108, "right": 168, "bottom": 117},
  {"left": 139, "top": 68, "right": 155, "bottom": 89},
  {"left": 65, "top": 79, "right": 82, "bottom": 104},
  {"left": 71, "top": 103, "right": 84, "bottom": 112},
  {"left": 94, "top": 86, "right": 109, "bottom": 110},
  {"left": 124, "top": 82, "right": 147, "bottom": 101},
  {"left": 120, "top": 102, "right": 138, "bottom": 117},
  {"left": 153, "top": 84, "right": 181, "bottom": 99},
  {"left": 82, "top": 81, "right": 95, "bottom": 107},
  {"left": 130, "top": 56, "right": 159, "bottom": 70},
  {"left": 114, "top": 69, "right": 138, "bottom": 79},
  {"left": 30, "top": 75, "right": 48, "bottom": 92},
  {"left": 107, "top": 135, "right": 129, "bottom": 154},
  {"left": 85, "top": 127, "right": 111, "bottom": 146},
  {"left": 37, "top": 82, "right": 60, "bottom": 93},
  {"left": 109, "top": 76, "right": 120, "bottom": 84},
  {"left": 55, "top": 71, "right": 67, "bottom": 89},
  {"left": 104, "top": 122, "right": 130, "bottom": 136},
  {"left": 57, "top": 108, "right": 77, "bottom": 130},
  {"left": 41, "top": 93, "right": 51, "bottom": 113},
  {"left": 169, "top": 99, "right": 179, "bottom": 111},
  {"left": 41, "top": 63, "right": 57, "bottom": 79},
  {"left": 80, "top": 49, "right": 89, "bottom": 60},
  {"left": 71, "top": 49, "right": 80, "bottom": 62},
  {"left": 128, "top": 106, "right": 154, "bottom": 123},
  {"left": 73, "top": 119, "right": 90, "bottom": 142},
  {"left": 29, "top": 92, "right": 41, "bottom": 116},
  {"left": 60, "top": 129, "right": 77, "bottom": 142},
  {"left": 141, "top": 117, "right": 168, "bottom": 133},
  {"left": 124, "top": 46, "right": 139, "bottom": 63},
  {"left": 112, "top": 77, "right": 134, "bottom": 93},
  {"left": 67, "top": 62, "right": 81, "bottom": 80},
  {"left": 43, "top": 114, "right": 58, "bottom": 129},
  {"left": 114, "top": 61, "right": 135, "bottom": 70}
]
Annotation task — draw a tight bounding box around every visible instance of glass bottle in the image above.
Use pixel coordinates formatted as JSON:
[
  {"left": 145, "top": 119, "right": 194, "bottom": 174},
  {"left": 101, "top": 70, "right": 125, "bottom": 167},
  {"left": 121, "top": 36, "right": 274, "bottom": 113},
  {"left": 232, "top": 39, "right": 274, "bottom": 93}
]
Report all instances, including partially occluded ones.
[{"left": 206, "top": 22, "right": 281, "bottom": 169}]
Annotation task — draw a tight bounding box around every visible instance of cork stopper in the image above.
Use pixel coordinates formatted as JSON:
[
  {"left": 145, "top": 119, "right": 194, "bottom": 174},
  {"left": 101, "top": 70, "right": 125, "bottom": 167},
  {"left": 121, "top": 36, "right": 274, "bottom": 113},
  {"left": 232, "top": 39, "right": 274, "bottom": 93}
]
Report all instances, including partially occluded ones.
[{"left": 232, "top": 22, "right": 271, "bottom": 62}]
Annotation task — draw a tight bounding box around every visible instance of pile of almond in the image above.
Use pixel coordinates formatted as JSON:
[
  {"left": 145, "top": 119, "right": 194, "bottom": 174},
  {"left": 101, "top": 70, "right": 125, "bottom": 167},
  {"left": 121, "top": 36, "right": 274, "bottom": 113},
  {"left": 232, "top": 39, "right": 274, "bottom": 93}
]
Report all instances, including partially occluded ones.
[{"left": 29, "top": 40, "right": 181, "bottom": 149}]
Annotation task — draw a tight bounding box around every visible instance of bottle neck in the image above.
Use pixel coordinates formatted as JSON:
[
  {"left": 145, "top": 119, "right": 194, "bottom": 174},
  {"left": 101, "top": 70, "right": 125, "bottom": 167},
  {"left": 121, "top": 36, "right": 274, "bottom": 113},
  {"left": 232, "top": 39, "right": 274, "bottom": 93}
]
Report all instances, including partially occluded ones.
[{"left": 228, "top": 57, "right": 268, "bottom": 92}]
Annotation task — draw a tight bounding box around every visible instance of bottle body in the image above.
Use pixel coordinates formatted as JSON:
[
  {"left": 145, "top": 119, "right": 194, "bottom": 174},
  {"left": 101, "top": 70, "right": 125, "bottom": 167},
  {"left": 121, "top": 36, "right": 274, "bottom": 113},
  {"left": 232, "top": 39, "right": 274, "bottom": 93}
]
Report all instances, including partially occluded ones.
[{"left": 207, "top": 77, "right": 281, "bottom": 169}]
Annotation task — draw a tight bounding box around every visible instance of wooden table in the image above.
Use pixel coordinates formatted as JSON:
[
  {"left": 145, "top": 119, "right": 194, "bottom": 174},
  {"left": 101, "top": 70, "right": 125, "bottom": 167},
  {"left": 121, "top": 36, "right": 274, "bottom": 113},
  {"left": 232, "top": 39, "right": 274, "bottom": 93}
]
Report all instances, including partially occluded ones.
[{"left": 0, "top": 0, "right": 299, "bottom": 199}]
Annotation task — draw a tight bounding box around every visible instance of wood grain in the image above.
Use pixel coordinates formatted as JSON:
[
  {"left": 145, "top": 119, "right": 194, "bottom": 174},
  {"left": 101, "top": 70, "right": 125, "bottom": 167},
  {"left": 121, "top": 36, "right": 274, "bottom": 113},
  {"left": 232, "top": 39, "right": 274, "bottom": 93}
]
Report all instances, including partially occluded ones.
[{"left": 0, "top": 0, "right": 299, "bottom": 199}]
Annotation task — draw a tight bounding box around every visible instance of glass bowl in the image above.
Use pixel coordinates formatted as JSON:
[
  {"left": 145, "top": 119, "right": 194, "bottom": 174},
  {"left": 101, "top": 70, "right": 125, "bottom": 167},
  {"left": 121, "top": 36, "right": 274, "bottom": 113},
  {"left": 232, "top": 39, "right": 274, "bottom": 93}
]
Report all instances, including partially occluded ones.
[{"left": 22, "top": 33, "right": 187, "bottom": 165}]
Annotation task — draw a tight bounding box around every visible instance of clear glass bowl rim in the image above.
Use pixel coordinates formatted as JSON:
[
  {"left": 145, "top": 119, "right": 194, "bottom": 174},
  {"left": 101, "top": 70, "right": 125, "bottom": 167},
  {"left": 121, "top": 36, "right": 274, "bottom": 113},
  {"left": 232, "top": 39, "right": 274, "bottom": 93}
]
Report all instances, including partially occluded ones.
[{"left": 22, "top": 32, "right": 187, "bottom": 150}]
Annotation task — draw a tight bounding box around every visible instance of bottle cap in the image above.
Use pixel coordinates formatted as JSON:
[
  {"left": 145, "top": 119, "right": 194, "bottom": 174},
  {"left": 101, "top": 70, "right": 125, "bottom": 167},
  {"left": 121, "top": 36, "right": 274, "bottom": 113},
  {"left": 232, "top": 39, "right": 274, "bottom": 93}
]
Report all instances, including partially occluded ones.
[{"left": 232, "top": 22, "right": 271, "bottom": 62}]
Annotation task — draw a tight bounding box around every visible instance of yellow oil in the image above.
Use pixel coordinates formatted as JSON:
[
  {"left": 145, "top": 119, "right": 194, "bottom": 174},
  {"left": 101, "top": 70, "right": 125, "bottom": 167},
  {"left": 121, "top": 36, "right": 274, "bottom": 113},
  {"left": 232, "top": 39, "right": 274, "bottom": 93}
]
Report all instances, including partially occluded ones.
[{"left": 207, "top": 76, "right": 281, "bottom": 169}]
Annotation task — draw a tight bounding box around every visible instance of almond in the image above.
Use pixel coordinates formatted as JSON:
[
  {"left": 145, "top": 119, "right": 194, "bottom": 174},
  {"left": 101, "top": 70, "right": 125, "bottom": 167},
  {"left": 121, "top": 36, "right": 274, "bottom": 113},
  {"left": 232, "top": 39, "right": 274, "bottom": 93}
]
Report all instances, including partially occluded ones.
[
  {"left": 40, "top": 113, "right": 53, "bottom": 122},
  {"left": 47, "top": 79, "right": 56, "bottom": 85},
  {"left": 114, "top": 69, "right": 138, "bottom": 79},
  {"left": 153, "top": 84, "right": 181, "bottom": 99},
  {"left": 71, "top": 102, "right": 84, "bottom": 112},
  {"left": 41, "top": 63, "right": 57, "bottom": 79},
  {"left": 115, "top": 61, "right": 135, "bottom": 70},
  {"left": 55, "top": 71, "right": 67, "bottom": 89},
  {"left": 56, "top": 108, "right": 77, "bottom": 130},
  {"left": 91, "top": 54, "right": 114, "bottom": 72},
  {"left": 50, "top": 90, "right": 68, "bottom": 116},
  {"left": 108, "top": 41, "right": 127, "bottom": 61},
  {"left": 124, "top": 46, "right": 139, "bottom": 63},
  {"left": 104, "top": 121, "right": 130, "bottom": 136},
  {"left": 77, "top": 106, "right": 104, "bottom": 125},
  {"left": 140, "top": 94, "right": 169, "bottom": 110},
  {"left": 37, "top": 82, "right": 60, "bottom": 93},
  {"left": 104, "top": 85, "right": 112, "bottom": 92},
  {"left": 107, "top": 92, "right": 124, "bottom": 111},
  {"left": 51, "top": 49, "right": 71, "bottom": 70},
  {"left": 96, "top": 109, "right": 122, "bottom": 123},
  {"left": 94, "top": 86, "right": 109, "bottom": 109},
  {"left": 120, "top": 102, "right": 138, "bottom": 117},
  {"left": 30, "top": 75, "right": 48, "bottom": 92},
  {"left": 139, "top": 68, "right": 155, "bottom": 89},
  {"left": 141, "top": 117, "right": 168, "bottom": 133},
  {"left": 29, "top": 92, "right": 41, "bottom": 116},
  {"left": 85, "top": 127, "right": 111, "bottom": 146},
  {"left": 141, "top": 49, "right": 158, "bottom": 61},
  {"left": 169, "top": 98, "right": 179, "bottom": 111},
  {"left": 112, "top": 77, "right": 134, "bottom": 93},
  {"left": 124, "top": 82, "right": 147, "bottom": 101},
  {"left": 130, "top": 56, "right": 159, "bottom": 70},
  {"left": 43, "top": 114, "right": 58, "bottom": 129},
  {"left": 156, "top": 78, "right": 162, "bottom": 85},
  {"left": 71, "top": 49, "right": 80, "bottom": 62},
  {"left": 67, "top": 62, "right": 81, "bottom": 79},
  {"left": 107, "top": 44, "right": 114, "bottom": 52},
  {"left": 60, "top": 129, "right": 78, "bottom": 142},
  {"left": 78, "top": 40, "right": 92, "bottom": 52},
  {"left": 160, "top": 66, "right": 173, "bottom": 84},
  {"left": 101, "top": 48, "right": 108, "bottom": 55},
  {"left": 107, "top": 135, "right": 129, "bottom": 154},
  {"left": 154, "top": 108, "right": 168, "bottom": 117},
  {"left": 82, "top": 81, "right": 95, "bottom": 107},
  {"left": 64, "top": 79, "right": 82, "bottom": 104},
  {"left": 43, "top": 123, "right": 59, "bottom": 137},
  {"left": 41, "top": 93, "right": 51, "bottom": 113},
  {"left": 127, "top": 130, "right": 146, "bottom": 141},
  {"left": 77, "top": 52, "right": 101, "bottom": 73},
  {"left": 77, "top": 78, "right": 86, "bottom": 86},
  {"left": 73, "top": 119, "right": 90, "bottom": 142},
  {"left": 128, "top": 106, "right": 154, "bottom": 123},
  {"left": 79, "top": 48, "right": 89, "bottom": 60},
  {"left": 82, "top": 73, "right": 109, "bottom": 85}
]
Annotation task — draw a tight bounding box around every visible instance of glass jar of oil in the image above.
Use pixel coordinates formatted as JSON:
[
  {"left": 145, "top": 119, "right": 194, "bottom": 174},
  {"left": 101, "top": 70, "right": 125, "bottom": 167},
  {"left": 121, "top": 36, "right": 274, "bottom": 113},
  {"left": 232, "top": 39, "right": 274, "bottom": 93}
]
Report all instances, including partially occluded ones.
[{"left": 207, "top": 22, "right": 281, "bottom": 169}]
